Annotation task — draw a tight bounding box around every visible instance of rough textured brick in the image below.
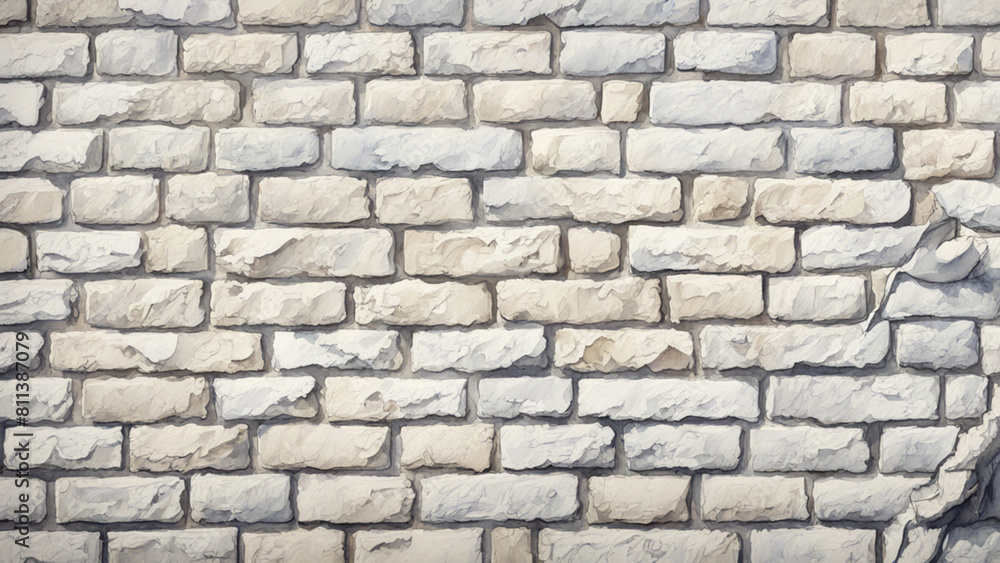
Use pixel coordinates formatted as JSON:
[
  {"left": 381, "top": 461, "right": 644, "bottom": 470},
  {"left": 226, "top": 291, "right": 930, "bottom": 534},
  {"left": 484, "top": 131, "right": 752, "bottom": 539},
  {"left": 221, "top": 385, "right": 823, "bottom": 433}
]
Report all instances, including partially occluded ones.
[
  {"left": 0, "top": 280, "right": 75, "bottom": 324},
  {"left": 0, "top": 33, "right": 88, "bottom": 77},
  {"left": 71, "top": 175, "right": 159, "bottom": 225},
  {"left": 814, "top": 476, "right": 927, "bottom": 521},
  {"left": 130, "top": 424, "right": 249, "bottom": 472},
  {"left": 0, "top": 0, "right": 26, "bottom": 25},
  {"left": 630, "top": 226, "right": 795, "bottom": 273},
  {"left": 500, "top": 424, "right": 614, "bottom": 469},
  {"left": 474, "top": 0, "right": 699, "bottom": 26},
  {"left": 356, "top": 530, "right": 481, "bottom": 563},
  {"left": 529, "top": 127, "right": 619, "bottom": 174},
  {"left": 182, "top": 33, "right": 296, "bottom": 73},
  {"left": 554, "top": 328, "right": 693, "bottom": 372},
  {"left": 273, "top": 331, "right": 401, "bottom": 370},
  {"left": 707, "top": 0, "right": 827, "bottom": 26},
  {"left": 297, "top": 475, "right": 412, "bottom": 523},
  {"left": 0, "top": 231, "right": 27, "bottom": 273},
  {"left": 474, "top": 79, "right": 596, "bottom": 122},
  {"left": 0, "top": 130, "right": 102, "bottom": 173},
  {"left": 767, "top": 374, "right": 939, "bottom": 423},
  {"left": 493, "top": 528, "right": 532, "bottom": 563},
  {"left": 801, "top": 225, "right": 925, "bottom": 270},
  {"left": 578, "top": 378, "right": 758, "bottom": 421},
  {"left": 82, "top": 376, "right": 209, "bottom": 423},
  {"left": 751, "top": 529, "right": 875, "bottom": 563},
  {"left": 540, "top": 529, "right": 738, "bottom": 563},
  {"left": 838, "top": 0, "right": 929, "bottom": 27},
  {"left": 96, "top": 29, "right": 177, "bottom": 76},
  {"left": 258, "top": 176, "right": 367, "bottom": 224},
  {"left": 701, "top": 476, "right": 808, "bottom": 522},
  {"left": 0, "top": 82, "right": 44, "bottom": 126},
  {"left": 946, "top": 375, "right": 988, "bottom": 419},
  {"left": 588, "top": 476, "right": 689, "bottom": 523},
  {"left": 0, "top": 532, "right": 100, "bottom": 563},
  {"left": 789, "top": 32, "right": 876, "bottom": 78},
  {"left": 305, "top": 32, "right": 414, "bottom": 74},
  {"left": 421, "top": 473, "right": 578, "bottom": 522},
  {"left": 253, "top": 79, "right": 355, "bottom": 125},
  {"left": 902, "top": 129, "right": 995, "bottom": 180},
  {"left": 881, "top": 426, "right": 959, "bottom": 473},
  {"left": 368, "top": 0, "right": 462, "bottom": 25},
  {"left": 411, "top": 325, "right": 545, "bottom": 372},
  {"left": 896, "top": 320, "right": 979, "bottom": 370},
  {"left": 83, "top": 279, "right": 204, "bottom": 329},
  {"left": 561, "top": 31, "right": 665, "bottom": 75},
  {"left": 355, "top": 280, "right": 491, "bottom": 326},
  {"left": 478, "top": 377, "right": 572, "bottom": 419},
  {"left": 628, "top": 127, "right": 784, "bottom": 173},
  {"left": 36, "top": 231, "right": 142, "bottom": 273},
  {"left": 767, "top": 275, "right": 867, "bottom": 321},
  {"left": 755, "top": 178, "right": 908, "bottom": 224},
  {"left": 649, "top": 82, "right": 839, "bottom": 126},
  {"left": 212, "top": 281, "right": 346, "bottom": 326},
  {"left": 624, "top": 425, "right": 742, "bottom": 470},
  {"left": 4, "top": 426, "right": 121, "bottom": 470},
  {"left": 485, "top": 178, "right": 679, "bottom": 223},
  {"left": 56, "top": 476, "right": 184, "bottom": 523},
  {"left": 258, "top": 423, "right": 387, "bottom": 470},
  {"left": 601, "top": 80, "right": 643, "bottom": 123},
  {"left": 497, "top": 278, "right": 662, "bottom": 324},
  {"left": 50, "top": 331, "right": 262, "bottom": 373},
  {"left": 957, "top": 83, "right": 1000, "bottom": 123},
  {"left": 750, "top": 426, "right": 868, "bottom": 472},
  {"left": 329, "top": 126, "right": 522, "bottom": 171},
  {"left": 0, "top": 377, "right": 71, "bottom": 422},
  {"left": 790, "top": 128, "right": 895, "bottom": 173},
  {"left": 701, "top": 322, "right": 889, "bottom": 371},
  {"left": 215, "top": 377, "right": 318, "bottom": 421},
  {"left": 119, "top": 0, "right": 233, "bottom": 26},
  {"left": 215, "top": 228, "right": 394, "bottom": 278},
  {"left": 243, "top": 529, "right": 345, "bottom": 563},
  {"left": 323, "top": 377, "right": 466, "bottom": 420},
  {"left": 108, "top": 529, "right": 237, "bottom": 563},
  {"left": 54, "top": 81, "right": 240, "bottom": 125},
  {"left": 405, "top": 226, "right": 558, "bottom": 277},
  {"left": 0, "top": 179, "right": 63, "bottom": 224},
  {"left": 108, "top": 125, "right": 210, "bottom": 172},
  {"left": 166, "top": 173, "right": 249, "bottom": 224},
  {"left": 0, "top": 479, "right": 45, "bottom": 522},
  {"left": 216, "top": 127, "right": 320, "bottom": 171},
  {"left": 401, "top": 424, "right": 493, "bottom": 471},
  {"left": 374, "top": 177, "right": 473, "bottom": 225},
  {"left": 145, "top": 225, "right": 209, "bottom": 273},
  {"left": 364, "top": 78, "right": 466, "bottom": 124},
  {"left": 424, "top": 32, "right": 551, "bottom": 75},
  {"left": 238, "top": 0, "right": 357, "bottom": 25},
  {"left": 674, "top": 31, "right": 776, "bottom": 74},
  {"left": 568, "top": 227, "right": 620, "bottom": 273},
  {"left": 849, "top": 81, "right": 947, "bottom": 125},
  {"left": 886, "top": 34, "right": 973, "bottom": 75},
  {"left": 939, "top": 0, "right": 1000, "bottom": 25},
  {"left": 191, "top": 474, "right": 292, "bottom": 523}
]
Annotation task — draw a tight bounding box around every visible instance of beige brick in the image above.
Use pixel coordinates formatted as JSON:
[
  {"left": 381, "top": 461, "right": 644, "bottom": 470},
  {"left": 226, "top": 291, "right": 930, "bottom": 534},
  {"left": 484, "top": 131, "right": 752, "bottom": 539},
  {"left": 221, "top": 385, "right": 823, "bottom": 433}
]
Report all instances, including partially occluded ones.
[
  {"left": 374, "top": 177, "right": 473, "bottom": 225},
  {"left": 355, "top": 281, "right": 491, "bottom": 326},
  {"left": 587, "top": 476, "right": 690, "bottom": 524},
  {"left": 568, "top": 228, "right": 620, "bottom": 273},
  {"left": 400, "top": 424, "right": 494, "bottom": 471},
  {"left": 404, "top": 226, "right": 560, "bottom": 277},
  {"left": 82, "top": 377, "right": 209, "bottom": 423},
  {"left": 498, "top": 278, "right": 661, "bottom": 324},
  {"left": 183, "top": 34, "right": 297, "bottom": 74},
  {"left": 365, "top": 78, "right": 466, "bottom": 124},
  {"left": 849, "top": 81, "right": 947, "bottom": 125},
  {"left": 789, "top": 33, "right": 876, "bottom": 78},
  {"left": 666, "top": 274, "right": 764, "bottom": 321}
]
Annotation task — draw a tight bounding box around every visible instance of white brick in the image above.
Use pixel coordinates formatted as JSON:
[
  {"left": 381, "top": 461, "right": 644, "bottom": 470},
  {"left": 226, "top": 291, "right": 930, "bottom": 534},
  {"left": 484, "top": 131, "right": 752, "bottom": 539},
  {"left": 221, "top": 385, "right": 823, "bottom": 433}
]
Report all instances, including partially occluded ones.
[
  {"left": 529, "top": 127, "right": 620, "bottom": 174},
  {"left": 404, "top": 226, "right": 559, "bottom": 277},
  {"left": 243, "top": 529, "right": 345, "bottom": 563},
  {"left": 216, "top": 228, "right": 394, "bottom": 278},
  {"left": 356, "top": 530, "right": 481, "bottom": 563},
  {"left": 0, "top": 231, "right": 27, "bottom": 273},
  {"left": 850, "top": 81, "right": 947, "bottom": 125},
  {"left": 190, "top": 474, "right": 291, "bottom": 523},
  {"left": 323, "top": 377, "right": 466, "bottom": 421},
  {"left": 767, "top": 374, "right": 938, "bottom": 423},
  {"left": 560, "top": 31, "right": 665, "bottom": 75},
  {"left": 258, "top": 176, "right": 368, "bottom": 224},
  {"left": 478, "top": 377, "right": 572, "bottom": 419},
  {"left": 368, "top": 0, "right": 462, "bottom": 25},
  {"left": 424, "top": 32, "right": 551, "bottom": 75},
  {"left": 0, "top": 532, "right": 99, "bottom": 563},
  {"left": 946, "top": 375, "right": 987, "bottom": 419},
  {"left": 701, "top": 322, "right": 889, "bottom": 371},
  {"left": 129, "top": 424, "right": 249, "bottom": 472},
  {"left": 601, "top": 80, "right": 643, "bottom": 123},
  {"left": 211, "top": 281, "right": 347, "bottom": 326},
  {"left": 258, "top": 423, "right": 387, "bottom": 470},
  {"left": 84, "top": 279, "right": 204, "bottom": 329},
  {"left": 707, "top": 0, "right": 827, "bottom": 26},
  {"left": 789, "top": 33, "right": 876, "bottom": 78},
  {"left": 886, "top": 34, "right": 973, "bottom": 76},
  {"left": 182, "top": 33, "right": 297, "bottom": 74},
  {"left": 37, "top": 231, "right": 142, "bottom": 274},
  {"left": 54, "top": 81, "right": 239, "bottom": 125},
  {"left": 56, "top": 477, "right": 183, "bottom": 523},
  {"left": 957, "top": 82, "right": 1000, "bottom": 123},
  {"left": 71, "top": 176, "right": 159, "bottom": 225},
  {"left": 674, "top": 31, "right": 777, "bottom": 74},
  {"left": 579, "top": 378, "right": 758, "bottom": 421},
  {"left": 649, "top": 82, "right": 840, "bottom": 126},
  {"left": 216, "top": 128, "right": 320, "bottom": 171},
  {"left": 473, "top": 0, "right": 699, "bottom": 26},
  {"left": 666, "top": 274, "right": 763, "bottom": 321},
  {"left": 239, "top": 0, "right": 357, "bottom": 25},
  {"left": 903, "top": 129, "right": 995, "bottom": 180},
  {"left": 752, "top": 529, "right": 875, "bottom": 563},
  {"left": 411, "top": 325, "right": 545, "bottom": 372},
  {"left": 421, "top": 473, "right": 577, "bottom": 522},
  {"left": 355, "top": 281, "right": 491, "bottom": 326},
  {"left": 118, "top": 0, "right": 233, "bottom": 25},
  {"left": 940, "top": 0, "right": 1000, "bottom": 25},
  {"left": 0, "top": 82, "right": 44, "bottom": 126},
  {"left": 51, "top": 331, "right": 261, "bottom": 373},
  {"left": 500, "top": 424, "right": 614, "bottom": 469},
  {"left": 253, "top": 79, "right": 355, "bottom": 125},
  {"left": 750, "top": 426, "right": 868, "bottom": 472},
  {"left": 838, "top": 0, "right": 928, "bottom": 27},
  {"left": 813, "top": 476, "right": 928, "bottom": 521},
  {"left": 145, "top": 225, "right": 208, "bottom": 273},
  {"left": 96, "top": 29, "right": 177, "bottom": 76},
  {"left": 568, "top": 228, "right": 620, "bottom": 273},
  {"left": 166, "top": 173, "right": 249, "bottom": 224},
  {"left": 473, "top": 80, "right": 596, "bottom": 122},
  {"left": 540, "top": 529, "right": 738, "bottom": 563},
  {"left": 630, "top": 226, "right": 795, "bottom": 273},
  {"left": 554, "top": 328, "right": 692, "bottom": 372},
  {"left": 0, "top": 378, "right": 71, "bottom": 423},
  {"left": 498, "top": 278, "right": 661, "bottom": 324},
  {"left": 108, "top": 529, "right": 237, "bottom": 562},
  {"left": 701, "top": 476, "right": 808, "bottom": 522},
  {"left": 374, "top": 177, "right": 473, "bottom": 225},
  {"left": 364, "top": 78, "right": 466, "bottom": 124},
  {"left": 82, "top": 376, "right": 208, "bottom": 423},
  {"left": 755, "top": 178, "right": 909, "bottom": 225},
  {"left": 790, "top": 128, "right": 895, "bottom": 174},
  {"left": 273, "top": 331, "right": 401, "bottom": 370},
  {"left": 305, "top": 32, "right": 414, "bottom": 74},
  {"left": 0, "top": 179, "right": 63, "bottom": 224},
  {"left": 0, "top": 33, "right": 88, "bottom": 78},
  {"left": 216, "top": 377, "right": 318, "bottom": 421},
  {"left": 624, "top": 425, "right": 742, "bottom": 471},
  {"left": 0, "top": 280, "right": 74, "bottom": 325},
  {"left": 628, "top": 127, "right": 784, "bottom": 173},
  {"left": 587, "top": 476, "right": 690, "bottom": 524},
  {"left": 0, "top": 130, "right": 102, "bottom": 173},
  {"left": 767, "top": 275, "right": 867, "bottom": 321},
  {"left": 329, "top": 127, "right": 522, "bottom": 171},
  {"left": 401, "top": 424, "right": 493, "bottom": 471},
  {"left": 297, "top": 475, "right": 412, "bottom": 523},
  {"left": 880, "top": 426, "right": 959, "bottom": 473},
  {"left": 108, "top": 125, "right": 210, "bottom": 172},
  {"left": 4, "top": 426, "right": 121, "bottom": 470}
]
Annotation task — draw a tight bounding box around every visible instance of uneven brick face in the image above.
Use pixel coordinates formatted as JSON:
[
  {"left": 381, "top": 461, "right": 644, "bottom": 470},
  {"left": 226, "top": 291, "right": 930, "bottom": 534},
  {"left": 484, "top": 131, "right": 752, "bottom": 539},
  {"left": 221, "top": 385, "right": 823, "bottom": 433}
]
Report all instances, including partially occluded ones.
[{"left": 5, "top": 2, "right": 1000, "bottom": 562}]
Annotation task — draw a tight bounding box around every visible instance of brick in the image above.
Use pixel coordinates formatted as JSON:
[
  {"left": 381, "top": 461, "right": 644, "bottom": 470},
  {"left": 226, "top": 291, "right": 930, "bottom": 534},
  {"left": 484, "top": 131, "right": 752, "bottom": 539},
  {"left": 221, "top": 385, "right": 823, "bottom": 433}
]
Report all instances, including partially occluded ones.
[
  {"left": 0, "top": 231, "right": 27, "bottom": 273},
  {"left": 421, "top": 473, "right": 577, "bottom": 522},
  {"left": 56, "top": 476, "right": 184, "bottom": 523},
  {"left": 493, "top": 528, "right": 531, "bottom": 563},
  {"left": 96, "top": 29, "right": 177, "bottom": 76},
  {"left": 258, "top": 423, "right": 388, "bottom": 470},
  {"left": 368, "top": 0, "right": 462, "bottom": 25},
  {"left": 755, "top": 178, "right": 908, "bottom": 224},
  {"left": 216, "top": 127, "right": 320, "bottom": 171},
  {"left": 767, "top": 275, "right": 867, "bottom": 321},
  {"left": 323, "top": 376, "right": 466, "bottom": 421},
  {"left": 0, "top": 279, "right": 75, "bottom": 324},
  {"left": 0, "top": 33, "right": 88, "bottom": 77},
  {"left": 880, "top": 426, "right": 959, "bottom": 473},
  {"left": 304, "top": 32, "right": 414, "bottom": 74},
  {"left": 939, "top": 0, "right": 1000, "bottom": 25},
  {"left": 701, "top": 476, "right": 808, "bottom": 522},
  {"left": 5, "top": 426, "right": 121, "bottom": 470},
  {"left": 0, "top": 0, "right": 26, "bottom": 24},
  {"left": 838, "top": 0, "right": 928, "bottom": 27},
  {"left": 675, "top": 31, "right": 776, "bottom": 74},
  {"left": 903, "top": 129, "right": 995, "bottom": 180},
  {"left": 601, "top": 80, "right": 643, "bottom": 123},
  {"left": 129, "top": 424, "right": 250, "bottom": 472},
  {"left": 182, "top": 33, "right": 296, "bottom": 73},
  {"left": 0, "top": 331, "right": 42, "bottom": 374},
  {"left": 54, "top": 81, "right": 240, "bottom": 125},
  {"left": 649, "top": 82, "right": 839, "bottom": 126},
  {"left": 273, "top": 330, "right": 400, "bottom": 370},
  {"left": 0, "top": 130, "right": 102, "bottom": 173},
  {"left": 985, "top": 326, "right": 1000, "bottom": 374},
  {"left": 701, "top": 322, "right": 889, "bottom": 371},
  {"left": 501, "top": 424, "right": 613, "bottom": 470},
  {"left": 0, "top": 82, "right": 44, "bottom": 126},
  {"left": 628, "top": 127, "right": 784, "bottom": 173},
  {"left": 82, "top": 377, "right": 208, "bottom": 423},
  {"left": 790, "top": 128, "right": 895, "bottom": 173},
  {"left": 191, "top": 474, "right": 291, "bottom": 523},
  {"left": 34, "top": 0, "right": 130, "bottom": 26},
  {"left": 849, "top": 81, "right": 947, "bottom": 125},
  {"left": 243, "top": 529, "right": 345, "bottom": 563},
  {"left": 108, "top": 125, "right": 210, "bottom": 172},
  {"left": 119, "top": 0, "right": 233, "bottom": 26},
  {"left": 946, "top": 375, "right": 987, "bottom": 419},
  {"left": 474, "top": 79, "right": 595, "bottom": 122},
  {"left": 36, "top": 231, "right": 142, "bottom": 273},
  {"left": 364, "top": 78, "right": 466, "bottom": 124},
  {"left": 374, "top": 177, "right": 473, "bottom": 225},
  {"left": 789, "top": 32, "right": 876, "bottom": 78},
  {"left": 630, "top": 226, "right": 795, "bottom": 273},
  {"left": 50, "top": 330, "right": 262, "bottom": 373},
  {"left": 813, "top": 476, "right": 927, "bottom": 521},
  {"left": 84, "top": 279, "right": 204, "bottom": 329},
  {"left": 71, "top": 175, "right": 159, "bottom": 225},
  {"left": 297, "top": 475, "right": 412, "bottom": 523},
  {"left": 145, "top": 225, "right": 208, "bottom": 273},
  {"left": 750, "top": 426, "right": 868, "bottom": 472},
  {"left": 801, "top": 225, "right": 925, "bottom": 270},
  {"left": 329, "top": 126, "right": 521, "bottom": 171},
  {"left": 478, "top": 377, "right": 572, "bottom": 419},
  {"left": 411, "top": 325, "right": 544, "bottom": 372},
  {"left": 885, "top": 34, "right": 973, "bottom": 75},
  {"left": 474, "top": 0, "right": 699, "bottom": 26},
  {"left": 253, "top": 79, "right": 355, "bottom": 125},
  {"left": 215, "top": 377, "right": 318, "bottom": 421},
  {"left": 211, "top": 281, "right": 346, "bottom": 326},
  {"left": 666, "top": 275, "right": 761, "bottom": 322},
  {"left": 767, "top": 374, "right": 939, "bottom": 423},
  {"left": 896, "top": 320, "right": 978, "bottom": 370},
  {"left": 693, "top": 176, "right": 750, "bottom": 221},
  {"left": 751, "top": 529, "right": 875, "bottom": 563},
  {"left": 554, "top": 328, "right": 693, "bottom": 372},
  {"left": 166, "top": 173, "right": 250, "bottom": 224},
  {"left": 707, "top": 0, "right": 826, "bottom": 26},
  {"left": 356, "top": 530, "right": 481, "bottom": 563},
  {"left": 400, "top": 424, "right": 493, "bottom": 471},
  {"left": 108, "top": 529, "right": 237, "bottom": 563},
  {"left": 624, "top": 424, "right": 742, "bottom": 471},
  {"left": 355, "top": 280, "right": 491, "bottom": 326},
  {"left": 405, "top": 226, "right": 558, "bottom": 277},
  {"left": 0, "top": 479, "right": 45, "bottom": 522},
  {"left": 0, "top": 378, "right": 71, "bottom": 423},
  {"left": 568, "top": 228, "right": 620, "bottom": 273},
  {"left": 424, "top": 32, "right": 550, "bottom": 75},
  {"left": 0, "top": 532, "right": 99, "bottom": 563},
  {"left": 259, "top": 176, "right": 367, "bottom": 224},
  {"left": 588, "top": 476, "right": 689, "bottom": 523},
  {"left": 215, "top": 228, "right": 394, "bottom": 278},
  {"left": 498, "top": 278, "right": 661, "bottom": 324},
  {"left": 561, "top": 31, "right": 665, "bottom": 75},
  {"left": 486, "top": 177, "right": 679, "bottom": 223},
  {"left": 957, "top": 83, "right": 1000, "bottom": 123},
  {"left": 540, "top": 529, "right": 738, "bottom": 563},
  {"left": 529, "top": 127, "right": 620, "bottom": 174},
  {"left": 985, "top": 34, "right": 1000, "bottom": 75},
  {"left": 238, "top": 0, "right": 357, "bottom": 25},
  {"left": 579, "top": 378, "right": 758, "bottom": 421}
]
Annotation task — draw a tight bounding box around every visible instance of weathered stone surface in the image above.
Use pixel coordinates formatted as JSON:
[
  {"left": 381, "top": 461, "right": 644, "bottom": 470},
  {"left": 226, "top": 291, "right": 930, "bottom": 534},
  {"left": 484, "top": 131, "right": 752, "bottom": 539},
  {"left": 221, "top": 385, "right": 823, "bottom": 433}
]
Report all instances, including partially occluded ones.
[
  {"left": 630, "top": 226, "right": 795, "bottom": 273},
  {"left": 405, "top": 226, "right": 558, "bottom": 277},
  {"left": 400, "top": 424, "right": 493, "bottom": 471},
  {"left": 82, "top": 376, "right": 208, "bottom": 423},
  {"left": 588, "top": 476, "right": 689, "bottom": 524},
  {"left": 601, "top": 80, "right": 643, "bottom": 123},
  {"left": 211, "top": 281, "right": 346, "bottom": 326},
  {"left": 790, "top": 128, "right": 896, "bottom": 174},
  {"left": 624, "top": 424, "right": 742, "bottom": 471},
  {"left": 897, "top": 320, "right": 978, "bottom": 369},
  {"left": 693, "top": 176, "right": 749, "bottom": 222},
  {"left": 166, "top": 173, "right": 249, "bottom": 224},
  {"left": 750, "top": 426, "right": 868, "bottom": 472},
  {"left": 666, "top": 274, "right": 763, "bottom": 321},
  {"left": 814, "top": 477, "right": 927, "bottom": 521},
  {"left": 0, "top": 332, "right": 43, "bottom": 374},
  {"left": 801, "top": 225, "right": 925, "bottom": 270},
  {"left": 767, "top": 275, "right": 867, "bottom": 321},
  {"left": 0, "top": 81, "right": 43, "bottom": 126},
  {"left": 329, "top": 126, "right": 522, "bottom": 171},
  {"left": 751, "top": 529, "right": 875, "bottom": 563},
  {"left": 239, "top": 0, "right": 357, "bottom": 25},
  {"left": 706, "top": 0, "right": 826, "bottom": 26},
  {"left": 675, "top": 31, "right": 776, "bottom": 74},
  {"left": 84, "top": 279, "right": 203, "bottom": 329},
  {"left": 323, "top": 377, "right": 466, "bottom": 421},
  {"left": 56, "top": 476, "right": 184, "bottom": 523},
  {"left": 54, "top": 81, "right": 239, "bottom": 125},
  {"left": 0, "top": 33, "right": 88, "bottom": 77},
  {"left": 650, "top": 82, "right": 839, "bottom": 126},
  {"left": 5, "top": 426, "right": 120, "bottom": 470},
  {"left": 701, "top": 476, "right": 808, "bottom": 522},
  {"left": 424, "top": 32, "right": 550, "bottom": 75},
  {"left": 215, "top": 377, "right": 317, "bottom": 421},
  {"left": 554, "top": 328, "right": 692, "bottom": 372},
  {"left": 498, "top": 278, "right": 661, "bottom": 324},
  {"left": 0, "top": 377, "right": 71, "bottom": 422},
  {"left": 0, "top": 279, "right": 75, "bottom": 325},
  {"left": 939, "top": 0, "right": 1000, "bottom": 25},
  {"left": 947, "top": 375, "right": 988, "bottom": 419},
  {"left": 421, "top": 473, "right": 578, "bottom": 522},
  {"left": 789, "top": 32, "right": 876, "bottom": 78},
  {"left": 529, "top": 127, "right": 620, "bottom": 174},
  {"left": 368, "top": 0, "right": 462, "bottom": 25},
  {"left": 0, "top": 479, "right": 45, "bottom": 522},
  {"left": 493, "top": 528, "right": 531, "bottom": 563},
  {"left": 71, "top": 176, "right": 158, "bottom": 225},
  {"left": 0, "top": 0, "right": 26, "bottom": 25},
  {"left": 935, "top": 180, "right": 1000, "bottom": 230},
  {"left": 253, "top": 79, "right": 355, "bottom": 125},
  {"left": 357, "top": 280, "right": 490, "bottom": 326},
  {"left": 985, "top": 326, "right": 1000, "bottom": 374},
  {"left": 36, "top": 231, "right": 142, "bottom": 273},
  {"left": 0, "top": 231, "right": 27, "bottom": 273},
  {"left": 478, "top": 377, "right": 572, "bottom": 419},
  {"left": 501, "top": 424, "right": 614, "bottom": 469},
  {"left": 191, "top": 474, "right": 291, "bottom": 523},
  {"left": 485, "top": 177, "right": 679, "bottom": 223},
  {"left": 579, "top": 378, "right": 758, "bottom": 421},
  {"left": 258, "top": 176, "right": 367, "bottom": 224},
  {"left": 767, "top": 374, "right": 938, "bottom": 423},
  {"left": 985, "top": 34, "right": 1000, "bottom": 76},
  {"left": 129, "top": 424, "right": 249, "bottom": 472},
  {"left": 216, "top": 228, "right": 394, "bottom": 278},
  {"left": 216, "top": 128, "right": 320, "bottom": 171},
  {"left": 850, "top": 81, "right": 947, "bottom": 125},
  {"left": 108, "top": 125, "right": 210, "bottom": 172},
  {"left": 355, "top": 530, "right": 481, "bottom": 563},
  {"left": 540, "top": 529, "right": 738, "bottom": 563},
  {"left": 412, "top": 325, "right": 545, "bottom": 372},
  {"left": 304, "top": 32, "right": 414, "bottom": 74},
  {"left": 365, "top": 78, "right": 466, "bottom": 124},
  {"left": 700, "top": 322, "right": 889, "bottom": 371},
  {"left": 258, "top": 423, "right": 388, "bottom": 470},
  {"left": 0, "top": 130, "right": 103, "bottom": 173},
  {"left": 96, "top": 29, "right": 177, "bottom": 76},
  {"left": 145, "top": 225, "right": 208, "bottom": 273},
  {"left": 474, "top": 80, "right": 595, "bottom": 123},
  {"left": 118, "top": 0, "right": 233, "bottom": 26},
  {"left": 50, "top": 331, "right": 262, "bottom": 373},
  {"left": 568, "top": 228, "right": 620, "bottom": 273},
  {"left": 0, "top": 179, "right": 62, "bottom": 224},
  {"left": 34, "top": 0, "right": 131, "bottom": 26},
  {"left": 297, "top": 475, "right": 412, "bottom": 523},
  {"left": 838, "top": 0, "right": 929, "bottom": 27},
  {"left": 903, "top": 129, "right": 995, "bottom": 180},
  {"left": 881, "top": 426, "right": 959, "bottom": 473},
  {"left": 755, "top": 178, "right": 908, "bottom": 224},
  {"left": 108, "top": 529, "right": 237, "bottom": 563},
  {"left": 561, "top": 31, "right": 665, "bottom": 75},
  {"left": 474, "top": 0, "right": 699, "bottom": 26},
  {"left": 886, "top": 34, "right": 973, "bottom": 76},
  {"left": 0, "top": 531, "right": 100, "bottom": 563},
  {"left": 273, "top": 331, "right": 401, "bottom": 370},
  {"left": 243, "top": 529, "right": 345, "bottom": 563},
  {"left": 374, "top": 177, "right": 473, "bottom": 225}
]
